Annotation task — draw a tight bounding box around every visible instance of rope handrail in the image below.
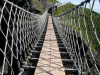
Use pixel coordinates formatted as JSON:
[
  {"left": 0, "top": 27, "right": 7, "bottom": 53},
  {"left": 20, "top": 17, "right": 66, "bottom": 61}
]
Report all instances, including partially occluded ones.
[
  {"left": 0, "top": 0, "right": 48, "bottom": 74},
  {"left": 53, "top": 0, "right": 100, "bottom": 75}
]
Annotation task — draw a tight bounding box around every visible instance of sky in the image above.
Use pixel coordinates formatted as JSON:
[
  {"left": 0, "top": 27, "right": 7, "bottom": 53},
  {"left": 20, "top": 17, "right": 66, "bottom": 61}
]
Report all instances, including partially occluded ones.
[{"left": 57, "top": 0, "right": 100, "bottom": 13}]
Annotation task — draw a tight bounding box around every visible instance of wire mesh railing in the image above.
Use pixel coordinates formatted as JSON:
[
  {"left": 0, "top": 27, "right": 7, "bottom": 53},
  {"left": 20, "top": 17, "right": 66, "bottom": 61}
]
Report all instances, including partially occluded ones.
[
  {"left": 53, "top": 0, "right": 100, "bottom": 75},
  {"left": 0, "top": 0, "right": 48, "bottom": 75}
]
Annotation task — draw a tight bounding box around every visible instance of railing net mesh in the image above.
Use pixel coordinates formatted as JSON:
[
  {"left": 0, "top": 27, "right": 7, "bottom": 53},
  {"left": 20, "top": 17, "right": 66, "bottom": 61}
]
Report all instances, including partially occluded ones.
[
  {"left": 0, "top": 0, "right": 48, "bottom": 74},
  {"left": 53, "top": 0, "right": 100, "bottom": 75}
]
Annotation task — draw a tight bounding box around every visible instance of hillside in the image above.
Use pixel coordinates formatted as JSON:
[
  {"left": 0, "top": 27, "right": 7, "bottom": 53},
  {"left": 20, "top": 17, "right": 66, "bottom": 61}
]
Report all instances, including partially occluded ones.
[
  {"left": 31, "top": 0, "right": 59, "bottom": 13},
  {"left": 31, "top": 0, "right": 47, "bottom": 13},
  {"left": 46, "top": 0, "right": 59, "bottom": 3},
  {"left": 2, "top": 0, "right": 59, "bottom": 13},
  {"left": 53, "top": 2, "right": 100, "bottom": 56},
  {"left": 1, "top": 0, "right": 46, "bottom": 14}
]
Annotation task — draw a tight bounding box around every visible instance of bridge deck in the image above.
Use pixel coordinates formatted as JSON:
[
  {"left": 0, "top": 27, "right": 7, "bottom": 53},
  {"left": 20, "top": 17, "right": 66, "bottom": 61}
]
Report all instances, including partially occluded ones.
[{"left": 34, "top": 16, "right": 65, "bottom": 75}]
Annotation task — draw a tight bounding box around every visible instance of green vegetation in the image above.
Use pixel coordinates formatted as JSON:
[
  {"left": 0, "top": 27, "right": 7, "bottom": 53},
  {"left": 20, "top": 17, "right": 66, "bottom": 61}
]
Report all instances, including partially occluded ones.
[
  {"left": 46, "top": 0, "right": 59, "bottom": 3},
  {"left": 31, "top": 0, "right": 59, "bottom": 13},
  {"left": 53, "top": 2, "right": 100, "bottom": 56},
  {"left": 53, "top": 3, "right": 75, "bottom": 15},
  {"left": 31, "top": 0, "right": 46, "bottom": 13}
]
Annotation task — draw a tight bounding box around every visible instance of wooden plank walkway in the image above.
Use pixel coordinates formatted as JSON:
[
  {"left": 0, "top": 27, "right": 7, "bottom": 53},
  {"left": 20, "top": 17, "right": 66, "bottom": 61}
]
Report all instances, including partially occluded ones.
[{"left": 34, "top": 16, "right": 65, "bottom": 75}]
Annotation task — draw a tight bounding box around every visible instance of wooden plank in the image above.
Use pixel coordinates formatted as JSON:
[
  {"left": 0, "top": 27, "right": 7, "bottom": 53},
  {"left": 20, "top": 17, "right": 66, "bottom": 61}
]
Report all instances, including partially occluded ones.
[{"left": 34, "top": 16, "right": 65, "bottom": 75}]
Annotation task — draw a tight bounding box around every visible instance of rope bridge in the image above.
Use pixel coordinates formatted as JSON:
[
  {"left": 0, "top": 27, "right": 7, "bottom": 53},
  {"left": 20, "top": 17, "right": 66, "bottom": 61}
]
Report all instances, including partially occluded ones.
[{"left": 0, "top": 0, "right": 100, "bottom": 75}]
